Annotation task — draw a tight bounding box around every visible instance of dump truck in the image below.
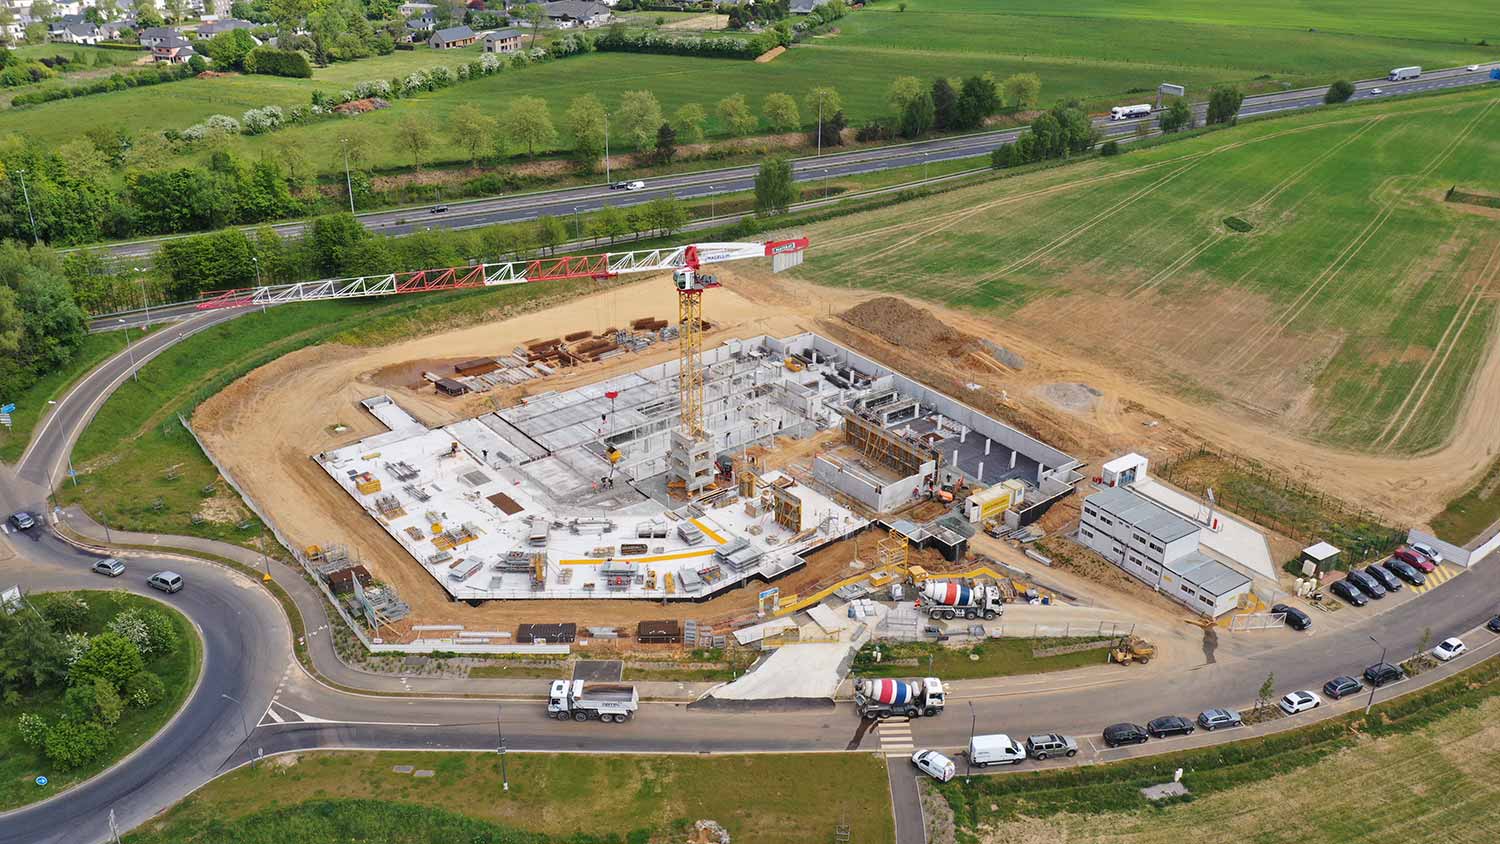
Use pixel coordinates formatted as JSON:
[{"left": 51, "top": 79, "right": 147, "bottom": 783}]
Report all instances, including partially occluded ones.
[
  {"left": 918, "top": 580, "right": 1005, "bottom": 621},
  {"left": 547, "top": 680, "right": 639, "bottom": 723},
  {"left": 1108, "top": 635, "right": 1155, "bottom": 666},
  {"left": 855, "top": 677, "right": 946, "bottom": 719}
]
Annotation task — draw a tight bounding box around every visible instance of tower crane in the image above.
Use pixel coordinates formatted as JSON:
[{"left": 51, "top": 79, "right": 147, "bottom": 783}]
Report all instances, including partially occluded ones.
[{"left": 195, "top": 236, "right": 809, "bottom": 486}]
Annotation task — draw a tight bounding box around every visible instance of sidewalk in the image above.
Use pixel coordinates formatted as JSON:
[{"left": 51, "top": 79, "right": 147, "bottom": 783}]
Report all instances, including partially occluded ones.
[{"left": 53, "top": 506, "right": 714, "bottom": 701}]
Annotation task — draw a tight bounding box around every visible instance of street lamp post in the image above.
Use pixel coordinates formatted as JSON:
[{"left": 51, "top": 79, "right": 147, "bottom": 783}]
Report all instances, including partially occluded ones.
[
  {"left": 341, "top": 138, "right": 355, "bottom": 213},
  {"left": 496, "top": 703, "right": 510, "bottom": 792},
  {"left": 966, "top": 701, "right": 976, "bottom": 783},
  {"left": 923, "top": 152, "right": 930, "bottom": 182},
  {"left": 603, "top": 112, "right": 611, "bottom": 185},
  {"left": 118, "top": 320, "right": 138, "bottom": 383},
  {"left": 1365, "top": 635, "right": 1387, "bottom": 715},
  {"left": 822, "top": 168, "right": 829, "bottom": 199},
  {"left": 16, "top": 168, "right": 38, "bottom": 245},
  {"left": 573, "top": 206, "right": 582, "bottom": 241},
  {"left": 221, "top": 693, "right": 251, "bottom": 739},
  {"left": 817, "top": 99, "right": 823, "bottom": 158},
  {"left": 133, "top": 268, "right": 151, "bottom": 328}
]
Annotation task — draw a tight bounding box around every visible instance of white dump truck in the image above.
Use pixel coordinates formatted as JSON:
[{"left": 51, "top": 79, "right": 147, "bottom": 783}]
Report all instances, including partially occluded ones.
[
  {"left": 547, "top": 680, "right": 639, "bottom": 723},
  {"left": 918, "top": 580, "right": 1005, "bottom": 620},
  {"left": 855, "top": 677, "right": 946, "bottom": 719}
]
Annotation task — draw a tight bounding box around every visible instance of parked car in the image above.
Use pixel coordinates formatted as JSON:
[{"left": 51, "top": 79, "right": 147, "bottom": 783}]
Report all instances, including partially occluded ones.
[
  {"left": 1363, "top": 564, "right": 1402, "bottom": 592},
  {"left": 1197, "top": 708, "right": 1243, "bottom": 731},
  {"left": 1279, "top": 690, "right": 1322, "bottom": 715},
  {"left": 8, "top": 511, "right": 37, "bottom": 531},
  {"left": 1272, "top": 603, "right": 1312, "bottom": 631},
  {"left": 1432, "top": 637, "right": 1467, "bottom": 661},
  {"left": 1487, "top": 615, "right": 1500, "bottom": 634},
  {"left": 1409, "top": 542, "right": 1443, "bottom": 565},
  {"left": 1364, "top": 662, "right": 1404, "bottom": 687},
  {"left": 1102, "top": 723, "right": 1150, "bottom": 747},
  {"left": 1381, "top": 558, "right": 1425, "bottom": 586},
  {"left": 1323, "top": 676, "right": 1363, "bottom": 700},
  {"left": 911, "top": 749, "right": 956, "bottom": 782},
  {"left": 91, "top": 558, "right": 125, "bottom": 577},
  {"left": 1330, "top": 579, "right": 1368, "bottom": 607},
  {"left": 1345, "top": 569, "right": 1386, "bottom": 599},
  {"left": 1147, "top": 715, "right": 1195, "bottom": 738},
  {"left": 147, "top": 571, "right": 184, "bottom": 594},
  {"left": 967, "top": 734, "right": 1026, "bottom": 767},
  {"left": 1024, "top": 734, "right": 1078, "bottom": 760},
  {"left": 429, "top": 205, "right": 448, "bottom": 214},
  {"left": 1393, "top": 547, "right": 1435, "bottom": 573}
]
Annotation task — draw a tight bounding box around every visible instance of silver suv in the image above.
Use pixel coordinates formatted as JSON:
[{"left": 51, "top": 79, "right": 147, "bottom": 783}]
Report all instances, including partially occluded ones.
[{"left": 1025, "top": 734, "right": 1078, "bottom": 760}]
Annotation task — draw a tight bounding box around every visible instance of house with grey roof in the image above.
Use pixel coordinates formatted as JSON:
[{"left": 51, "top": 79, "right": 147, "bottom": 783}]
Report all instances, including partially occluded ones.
[
  {"left": 483, "top": 28, "right": 523, "bottom": 53},
  {"left": 429, "top": 25, "right": 477, "bottom": 49}
]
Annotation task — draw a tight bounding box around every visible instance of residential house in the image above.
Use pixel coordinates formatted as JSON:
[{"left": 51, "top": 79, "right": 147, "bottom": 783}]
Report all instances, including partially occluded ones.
[
  {"left": 196, "top": 17, "right": 257, "bottom": 37},
  {"left": 790, "top": 0, "right": 830, "bottom": 12},
  {"left": 429, "top": 24, "right": 476, "bottom": 49},
  {"left": 405, "top": 12, "right": 437, "bottom": 41},
  {"left": 151, "top": 34, "right": 197, "bottom": 63},
  {"left": 397, "top": 1, "right": 436, "bottom": 16},
  {"left": 98, "top": 20, "right": 135, "bottom": 40},
  {"left": 541, "top": 1, "right": 611, "bottom": 28},
  {"left": 139, "top": 26, "right": 181, "bottom": 48},
  {"left": 57, "top": 21, "right": 100, "bottom": 44},
  {"left": 482, "top": 27, "right": 522, "bottom": 53}
]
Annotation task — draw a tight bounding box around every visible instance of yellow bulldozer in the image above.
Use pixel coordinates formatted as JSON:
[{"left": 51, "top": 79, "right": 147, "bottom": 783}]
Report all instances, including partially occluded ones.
[{"left": 1109, "top": 635, "right": 1156, "bottom": 666}]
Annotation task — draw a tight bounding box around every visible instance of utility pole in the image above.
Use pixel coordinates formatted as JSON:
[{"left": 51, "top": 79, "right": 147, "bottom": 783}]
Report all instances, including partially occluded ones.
[
  {"left": 966, "top": 700, "right": 976, "bottom": 783},
  {"left": 16, "top": 168, "right": 38, "bottom": 245},
  {"left": 341, "top": 138, "right": 355, "bottom": 213},
  {"left": 496, "top": 703, "right": 510, "bottom": 792},
  {"left": 817, "top": 99, "right": 823, "bottom": 158},
  {"left": 1365, "top": 634, "right": 1386, "bottom": 715},
  {"left": 133, "top": 268, "right": 151, "bottom": 328},
  {"left": 603, "top": 112, "right": 611, "bottom": 185}
]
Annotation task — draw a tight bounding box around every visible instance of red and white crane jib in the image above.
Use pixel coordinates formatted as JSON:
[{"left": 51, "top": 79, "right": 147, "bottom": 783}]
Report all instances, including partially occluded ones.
[{"left": 193, "top": 237, "right": 809, "bottom": 310}]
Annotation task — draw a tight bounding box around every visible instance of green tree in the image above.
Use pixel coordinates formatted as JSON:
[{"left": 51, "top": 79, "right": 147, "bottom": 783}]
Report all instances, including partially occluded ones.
[
  {"left": 43, "top": 718, "right": 112, "bottom": 769},
  {"left": 655, "top": 122, "right": 677, "bottom": 164},
  {"left": 449, "top": 103, "right": 498, "bottom": 163},
  {"left": 1002, "top": 73, "right": 1042, "bottom": 109},
  {"left": 535, "top": 214, "right": 566, "bottom": 255},
  {"left": 815, "top": 110, "right": 847, "bottom": 147},
  {"left": 589, "top": 205, "right": 629, "bottom": 244},
  {"left": 566, "top": 94, "right": 607, "bottom": 170},
  {"left": 717, "top": 93, "right": 757, "bottom": 137},
  {"left": 125, "top": 670, "right": 165, "bottom": 708},
  {"left": 931, "top": 78, "right": 958, "bottom": 131},
  {"left": 308, "top": 212, "right": 370, "bottom": 275},
  {"left": 617, "top": 90, "right": 663, "bottom": 152},
  {"left": 1206, "top": 85, "right": 1244, "bottom": 125},
  {"left": 16, "top": 712, "right": 47, "bottom": 748},
  {"left": 898, "top": 91, "right": 934, "bottom": 138},
  {"left": 762, "top": 92, "right": 800, "bottom": 132},
  {"left": 1255, "top": 672, "right": 1276, "bottom": 714},
  {"left": 956, "top": 75, "right": 1001, "bottom": 129},
  {"left": 1325, "top": 79, "right": 1355, "bottom": 104},
  {"left": 38, "top": 595, "right": 89, "bottom": 632},
  {"left": 70, "top": 632, "right": 144, "bottom": 692},
  {"left": 29, "top": 0, "right": 55, "bottom": 21},
  {"left": 0, "top": 601, "right": 66, "bottom": 696},
  {"left": 671, "top": 103, "right": 707, "bottom": 145},
  {"left": 522, "top": 3, "right": 545, "bottom": 48},
  {"left": 754, "top": 156, "right": 797, "bottom": 215},
  {"left": 1159, "top": 98, "right": 1192, "bottom": 133},
  {"left": 804, "top": 86, "right": 841, "bottom": 125},
  {"left": 887, "top": 75, "right": 922, "bottom": 113},
  {"left": 644, "top": 196, "right": 687, "bottom": 236},
  {"left": 201, "top": 29, "right": 258, "bottom": 70},
  {"left": 395, "top": 114, "right": 431, "bottom": 169},
  {"left": 504, "top": 95, "right": 556, "bottom": 157}
]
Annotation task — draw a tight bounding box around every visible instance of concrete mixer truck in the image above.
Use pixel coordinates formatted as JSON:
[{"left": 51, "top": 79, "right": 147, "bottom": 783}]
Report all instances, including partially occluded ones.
[
  {"left": 855, "top": 677, "right": 947, "bottom": 719},
  {"left": 918, "top": 580, "right": 1005, "bottom": 621}
]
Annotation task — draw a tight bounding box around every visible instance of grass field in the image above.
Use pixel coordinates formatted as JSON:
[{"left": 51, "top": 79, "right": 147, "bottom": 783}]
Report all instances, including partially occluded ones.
[
  {"left": 1428, "top": 455, "right": 1500, "bottom": 542},
  {"left": 0, "top": 328, "right": 143, "bottom": 464},
  {"left": 2, "top": 2, "right": 1492, "bottom": 181},
  {"left": 124, "top": 751, "right": 894, "bottom": 844},
  {"left": 853, "top": 638, "right": 1114, "bottom": 680},
  {"left": 949, "top": 657, "right": 1500, "bottom": 844},
  {"left": 793, "top": 89, "right": 1500, "bottom": 454},
  {"left": 0, "top": 591, "right": 199, "bottom": 811}
]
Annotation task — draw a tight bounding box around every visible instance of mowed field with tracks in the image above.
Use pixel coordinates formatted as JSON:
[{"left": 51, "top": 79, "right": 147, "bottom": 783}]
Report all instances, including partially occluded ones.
[{"left": 795, "top": 90, "right": 1500, "bottom": 454}]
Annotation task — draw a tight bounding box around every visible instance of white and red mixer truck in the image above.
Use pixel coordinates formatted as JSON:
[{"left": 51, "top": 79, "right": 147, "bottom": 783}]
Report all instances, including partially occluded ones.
[
  {"left": 854, "top": 677, "right": 947, "bottom": 719},
  {"left": 918, "top": 580, "right": 1005, "bottom": 621}
]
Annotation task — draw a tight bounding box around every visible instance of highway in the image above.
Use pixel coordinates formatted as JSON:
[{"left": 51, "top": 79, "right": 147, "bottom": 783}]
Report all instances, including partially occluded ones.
[
  {"left": 3, "top": 304, "right": 1499, "bottom": 843},
  {"left": 91, "top": 63, "right": 1499, "bottom": 261}
]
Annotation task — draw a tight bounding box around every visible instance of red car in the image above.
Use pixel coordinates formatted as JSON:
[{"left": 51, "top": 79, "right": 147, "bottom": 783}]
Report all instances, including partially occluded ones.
[{"left": 1393, "top": 547, "right": 1435, "bottom": 573}]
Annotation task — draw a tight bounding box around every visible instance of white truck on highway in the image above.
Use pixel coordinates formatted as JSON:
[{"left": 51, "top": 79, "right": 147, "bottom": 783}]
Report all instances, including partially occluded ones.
[
  {"left": 918, "top": 580, "right": 1004, "bottom": 620},
  {"left": 547, "top": 680, "right": 639, "bottom": 723},
  {"left": 855, "top": 677, "right": 947, "bottom": 719},
  {"left": 1387, "top": 66, "right": 1421, "bottom": 81},
  {"left": 1109, "top": 104, "right": 1153, "bottom": 120}
]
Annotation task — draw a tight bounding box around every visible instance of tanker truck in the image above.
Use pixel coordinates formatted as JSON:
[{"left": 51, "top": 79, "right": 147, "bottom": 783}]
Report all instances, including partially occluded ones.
[
  {"left": 918, "top": 580, "right": 1005, "bottom": 621},
  {"left": 854, "top": 676, "right": 947, "bottom": 719}
]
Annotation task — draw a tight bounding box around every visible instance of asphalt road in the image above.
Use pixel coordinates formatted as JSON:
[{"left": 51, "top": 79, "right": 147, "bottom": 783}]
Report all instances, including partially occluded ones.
[{"left": 92, "top": 63, "right": 1499, "bottom": 261}]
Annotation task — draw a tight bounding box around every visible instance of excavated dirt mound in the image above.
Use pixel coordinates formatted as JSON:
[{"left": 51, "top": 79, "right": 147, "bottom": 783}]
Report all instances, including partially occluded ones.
[{"left": 838, "top": 296, "right": 978, "bottom": 359}]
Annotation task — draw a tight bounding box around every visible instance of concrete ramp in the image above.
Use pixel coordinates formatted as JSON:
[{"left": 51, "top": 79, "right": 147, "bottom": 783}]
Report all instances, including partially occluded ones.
[{"left": 707, "top": 642, "right": 853, "bottom": 701}]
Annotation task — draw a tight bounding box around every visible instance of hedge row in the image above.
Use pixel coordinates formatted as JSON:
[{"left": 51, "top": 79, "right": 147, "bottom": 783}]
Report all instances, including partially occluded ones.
[{"left": 11, "top": 63, "right": 195, "bottom": 107}]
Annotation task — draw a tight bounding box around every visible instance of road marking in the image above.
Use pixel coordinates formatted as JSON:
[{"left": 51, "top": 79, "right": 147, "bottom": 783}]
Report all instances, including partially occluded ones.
[
  {"left": 1408, "top": 563, "right": 1461, "bottom": 594},
  {"left": 878, "top": 717, "right": 916, "bottom": 756}
]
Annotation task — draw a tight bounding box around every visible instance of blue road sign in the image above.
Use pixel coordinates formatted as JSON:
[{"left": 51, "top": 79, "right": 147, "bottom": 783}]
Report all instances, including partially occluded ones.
[
  {"left": 35, "top": 775, "right": 48, "bottom": 786},
  {"left": 0, "top": 404, "right": 14, "bottom": 414}
]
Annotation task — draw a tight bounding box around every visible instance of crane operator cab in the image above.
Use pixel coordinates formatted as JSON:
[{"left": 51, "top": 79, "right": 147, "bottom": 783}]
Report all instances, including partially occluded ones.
[{"left": 673, "top": 268, "right": 719, "bottom": 292}]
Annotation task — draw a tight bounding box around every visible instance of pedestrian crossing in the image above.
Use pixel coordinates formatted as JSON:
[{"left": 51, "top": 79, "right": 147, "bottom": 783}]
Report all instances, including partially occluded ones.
[
  {"left": 877, "top": 717, "right": 916, "bottom": 756},
  {"left": 1408, "top": 563, "right": 1460, "bottom": 595}
]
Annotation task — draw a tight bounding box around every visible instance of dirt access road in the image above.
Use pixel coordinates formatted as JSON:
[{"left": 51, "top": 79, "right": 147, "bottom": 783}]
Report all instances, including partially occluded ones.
[{"left": 193, "top": 266, "right": 1498, "bottom": 628}]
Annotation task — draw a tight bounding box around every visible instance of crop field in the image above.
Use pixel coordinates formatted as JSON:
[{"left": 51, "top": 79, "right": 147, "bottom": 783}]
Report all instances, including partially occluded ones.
[
  {"left": 1, "top": 1, "right": 1491, "bottom": 178},
  {"left": 793, "top": 90, "right": 1500, "bottom": 454}
]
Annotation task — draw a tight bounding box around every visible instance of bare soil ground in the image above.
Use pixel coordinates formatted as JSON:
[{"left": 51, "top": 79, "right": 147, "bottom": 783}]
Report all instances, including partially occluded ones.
[{"left": 194, "top": 255, "right": 1500, "bottom": 630}]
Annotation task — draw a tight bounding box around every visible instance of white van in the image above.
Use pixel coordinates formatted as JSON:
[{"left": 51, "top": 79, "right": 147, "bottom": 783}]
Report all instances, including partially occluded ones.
[
  {"left": 967, "top": 734, "right": 1026, "bottom": 767},
  {"left": 910, "top": 749, "right": 956, "bottom": 782}
]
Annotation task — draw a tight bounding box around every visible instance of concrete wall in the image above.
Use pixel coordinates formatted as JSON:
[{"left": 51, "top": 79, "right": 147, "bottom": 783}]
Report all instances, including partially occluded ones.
[{"left": 1407, "top": 529, "right": 1482, "bottom": 568}]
